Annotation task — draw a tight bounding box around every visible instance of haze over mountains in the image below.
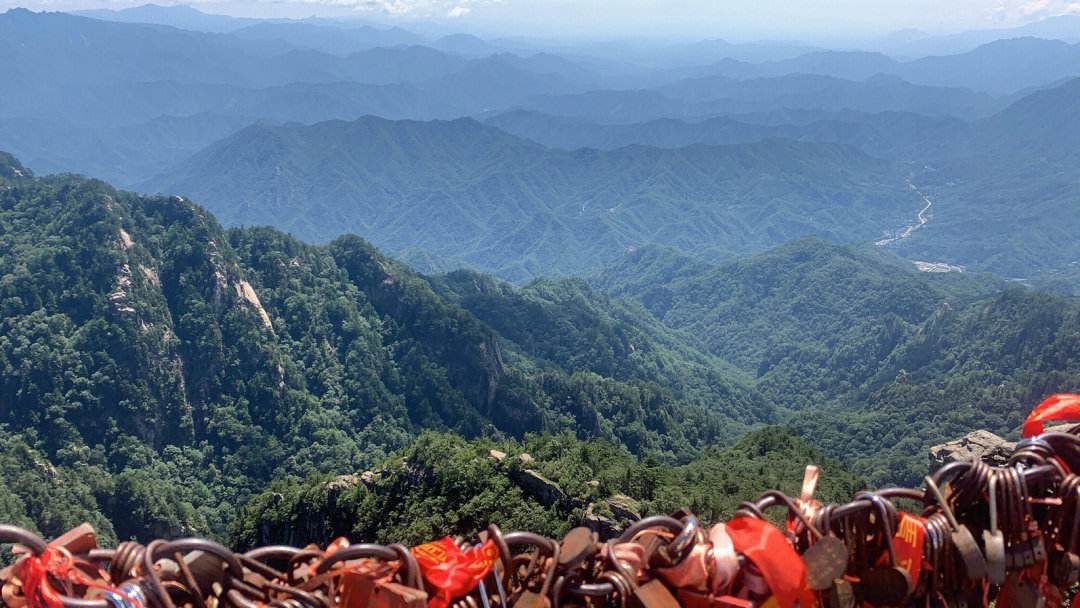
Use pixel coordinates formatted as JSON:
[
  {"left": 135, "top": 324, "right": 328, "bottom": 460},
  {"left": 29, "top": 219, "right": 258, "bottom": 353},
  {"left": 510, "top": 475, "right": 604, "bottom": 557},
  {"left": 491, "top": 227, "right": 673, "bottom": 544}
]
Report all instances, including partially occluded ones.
[
  {"left": 2, "top": 0, "right": 1080, "bottom": 545},
  {"left": 3, "top": 4, "right": 1080, "bottom": 287}
]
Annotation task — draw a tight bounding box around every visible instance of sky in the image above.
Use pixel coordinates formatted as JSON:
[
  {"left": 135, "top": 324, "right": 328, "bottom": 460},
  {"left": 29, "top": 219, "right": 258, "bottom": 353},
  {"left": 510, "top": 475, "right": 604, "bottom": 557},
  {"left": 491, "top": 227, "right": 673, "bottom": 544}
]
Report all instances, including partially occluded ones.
[{"left": 5, "top": 0, "right": 1080, "bottom": 39}]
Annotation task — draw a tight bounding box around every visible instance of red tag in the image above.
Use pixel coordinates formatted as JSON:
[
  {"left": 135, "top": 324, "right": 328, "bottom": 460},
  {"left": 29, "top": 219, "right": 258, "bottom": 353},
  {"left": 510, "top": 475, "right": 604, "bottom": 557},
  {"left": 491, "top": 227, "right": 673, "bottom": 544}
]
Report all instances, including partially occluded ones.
[
  {"left": 1023, "top": 394, "right": 1080, "bottom": 437},
  {"left": 892, "top": 513, "right": 925, "bottom": 584},
  {"left": 411, "top": 538, "right": 497, "bottom": 608},
  {"left": 725, "top": 517, "right": 814, "bottom": 608}
]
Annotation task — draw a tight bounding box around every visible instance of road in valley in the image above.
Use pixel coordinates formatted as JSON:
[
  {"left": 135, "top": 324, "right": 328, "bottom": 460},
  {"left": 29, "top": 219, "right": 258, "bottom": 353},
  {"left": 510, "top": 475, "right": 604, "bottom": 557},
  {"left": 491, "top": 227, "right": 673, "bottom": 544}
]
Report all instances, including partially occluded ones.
[{"left": 876, "top": 181, "right": 934, "bottom": 247}]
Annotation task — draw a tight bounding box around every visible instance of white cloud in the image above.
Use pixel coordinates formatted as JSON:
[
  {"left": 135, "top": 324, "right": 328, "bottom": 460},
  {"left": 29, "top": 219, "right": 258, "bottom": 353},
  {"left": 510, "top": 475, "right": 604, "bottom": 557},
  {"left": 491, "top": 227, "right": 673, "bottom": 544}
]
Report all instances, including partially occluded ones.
[
  {"left": 302, "top": 0, "right": 495, "bottom": 16},
  {"left": 993, "top": 0, "right": 1080, "bottom": 21}
]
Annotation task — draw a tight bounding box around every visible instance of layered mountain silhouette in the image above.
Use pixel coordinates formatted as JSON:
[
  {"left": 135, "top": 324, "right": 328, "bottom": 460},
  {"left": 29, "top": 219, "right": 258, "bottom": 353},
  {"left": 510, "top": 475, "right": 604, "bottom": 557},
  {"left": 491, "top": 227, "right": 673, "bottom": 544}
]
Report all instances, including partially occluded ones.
[{"left": 142, "top": 117, "right": 919, "bottom": 282}]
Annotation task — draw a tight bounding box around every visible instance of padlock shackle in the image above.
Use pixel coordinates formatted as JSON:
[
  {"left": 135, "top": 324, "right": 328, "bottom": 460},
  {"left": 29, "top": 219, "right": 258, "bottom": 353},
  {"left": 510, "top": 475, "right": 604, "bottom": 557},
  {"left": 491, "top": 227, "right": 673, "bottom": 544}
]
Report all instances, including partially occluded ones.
[
  {"left": 244, "top": 545, "right": 304, "bottom": 562},
  {"left": 390, "top": 543, "right": 422, "bottom": 590},
  {"left": 314, "top": 543, "right": 397, "bottom": 574},
  {"left": 503, "top": 531, "right": 557, "bottom": 555},
  {"left": 667, "top": 516, "right": 700, "bottom": 562},
  {"left": 863, "top": 494, "right": 900, "bottom": 568},
  {"left": 924, "top": 476, "right": 961, "bottom": 531},
  {"left": 618, "top": 516, "right": 683, "bottom": 542},
  {"left": 483, "top": 524, "right": 512, "bottom": 576},
  {"left": 989, "top": 471, "right": 1000, "bottom": 533},
  {"left": 753, "top": 490, "right": 822, "bottom": 539},
  {"left": 0, "top": 524, "right": 48, "bottom": 555}
]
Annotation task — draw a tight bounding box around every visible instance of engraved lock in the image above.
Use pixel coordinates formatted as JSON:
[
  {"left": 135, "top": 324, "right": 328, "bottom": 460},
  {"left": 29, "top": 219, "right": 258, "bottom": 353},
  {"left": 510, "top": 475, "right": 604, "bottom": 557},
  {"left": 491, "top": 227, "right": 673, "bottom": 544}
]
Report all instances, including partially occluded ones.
[
  {"left": 925, "top": 475, "right": 987, "bottom": 582},
  {"left": 802, "top": 506, "right": 849, "bottom": 592},
  {"left": 705, "top": 524, "right": 739, "bottom": 596},
  {"left": 858, "top": 496, "right": 912, "bottom": 607},
  {"left": 558, "top": 528, "right": 597, "bottom": 573},
  {"left": 984, "top": 471, "right": 1007, "bottom": 585}
]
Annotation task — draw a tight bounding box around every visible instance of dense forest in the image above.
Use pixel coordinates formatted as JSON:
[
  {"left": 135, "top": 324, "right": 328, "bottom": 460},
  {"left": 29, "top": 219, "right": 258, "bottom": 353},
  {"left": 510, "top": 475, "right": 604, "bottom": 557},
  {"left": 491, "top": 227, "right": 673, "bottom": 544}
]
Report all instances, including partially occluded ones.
[
  {"left": 0, "top": 152, "right": 767, "bottom": 543},
  {"left": 3, "top": 150, "right": 1079, "bottom": 546},
  {"left": 232, "top": 428, "right": 864, "bottom": 548},
  {"left": 594, "top": 242, "right": 1080, "bottom": 484}
]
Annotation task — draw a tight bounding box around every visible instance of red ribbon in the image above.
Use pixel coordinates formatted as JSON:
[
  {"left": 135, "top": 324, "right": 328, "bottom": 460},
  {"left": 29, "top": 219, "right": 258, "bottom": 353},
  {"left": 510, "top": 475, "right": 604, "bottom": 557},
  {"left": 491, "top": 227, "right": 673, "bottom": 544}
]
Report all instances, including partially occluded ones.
[
  {"left": 17, "top": 547, "right": 65, "bottom": 608},
  {"left": 1023, "top": 394, "right": 1080, "bottom": 437},
  {"left": 411, "top": 538, "right": 497, "bottom": 608},
  {"left": 725, "top": 517, "right": 814, "bottom": 608},
  {"left": 15, "top": 546, "right": 141, "bottom": 608}
]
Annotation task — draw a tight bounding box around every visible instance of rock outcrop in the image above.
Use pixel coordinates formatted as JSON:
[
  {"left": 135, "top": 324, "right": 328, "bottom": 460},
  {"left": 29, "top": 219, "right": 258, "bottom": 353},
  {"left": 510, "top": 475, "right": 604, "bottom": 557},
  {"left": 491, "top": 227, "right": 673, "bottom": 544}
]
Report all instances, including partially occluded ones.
[{"left": 928, "top": 430, "right": 1016, "bottom": 468}]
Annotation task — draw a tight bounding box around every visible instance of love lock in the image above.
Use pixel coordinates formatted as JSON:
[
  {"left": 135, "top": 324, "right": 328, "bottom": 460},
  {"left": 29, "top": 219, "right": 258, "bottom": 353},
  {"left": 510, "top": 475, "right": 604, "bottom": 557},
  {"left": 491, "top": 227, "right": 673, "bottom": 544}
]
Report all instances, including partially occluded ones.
[
  {"left": 801, "top": 505, "right": 849, "bottom": 592},
  {"left": 558, "top": 527, "right": 598, "bottom": 573},
  {"left": 925, "top": 476, "right": 987, "bottom": 582},
  {"left": 858, "top": 495, "right": 912, "bottom": 607},
  {"left": 984, "top": 470, "right": 1007, "bottom": 585}
]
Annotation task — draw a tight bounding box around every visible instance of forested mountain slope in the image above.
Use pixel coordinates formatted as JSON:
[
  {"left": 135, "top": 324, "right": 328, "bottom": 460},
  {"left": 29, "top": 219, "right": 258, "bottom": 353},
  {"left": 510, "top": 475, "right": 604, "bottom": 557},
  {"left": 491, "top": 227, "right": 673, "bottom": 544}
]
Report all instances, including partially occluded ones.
[
  {"left": 492, "top": 77, "right": 1080, "bottom": 282},
  {"left": 143, "top": 117, "right": 919, "bottom": 282},
  {"left": 427, "top": 271, "right": 756, "bottom": 415},
  {"left": 3, "top": 147, "right": 1075, "bottom": 545},
  {"left": 887, "top": 77, "right": 1080, "bottom": 279},
  {"left": 594, "top": 240, "right": 1080, "bottom": 484},
  {"left": 232, "top": 428, "right": 863, "bottom": 548},
  {"left": 0, "top": 152, "right": 763, "bottom": 542}
]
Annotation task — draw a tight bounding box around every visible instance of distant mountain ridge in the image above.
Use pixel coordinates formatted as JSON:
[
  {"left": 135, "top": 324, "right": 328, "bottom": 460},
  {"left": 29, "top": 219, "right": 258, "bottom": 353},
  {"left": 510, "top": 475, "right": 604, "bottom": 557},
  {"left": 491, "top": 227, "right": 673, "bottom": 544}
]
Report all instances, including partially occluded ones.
[
  {"left": 142, "top": 116, "right": 920, "bottom": 282},
  {"left": 514, "top": 72, "right": 1000, "bottom": 124},
  {"left": 682, "top": 38, "right": 1080, "bottom": 95},
  {"left": 74, "top": 3, "right": 261, "bottom": 32}
]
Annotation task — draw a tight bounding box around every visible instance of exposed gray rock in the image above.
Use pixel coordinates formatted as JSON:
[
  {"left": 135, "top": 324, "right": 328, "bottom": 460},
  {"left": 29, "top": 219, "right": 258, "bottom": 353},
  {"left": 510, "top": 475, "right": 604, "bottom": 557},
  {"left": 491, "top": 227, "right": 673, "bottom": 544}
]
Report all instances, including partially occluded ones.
[
  {"left": 360, "top": 470, "right": 379, "bottom": 487},
  {"left": 929, "top": 430, "right": 1016, "bottom": 469},
  {"left": 326, "top": 474, "right": 360, "bottom": 492},
  {"left": 583, "top": 503, "right": 621, "bottom": 538},
  {"left": 512, "top": 469, "right": 572, "bottom": 509},
  {"left": 606, "top": 494, "right": 642, "bottom": 522}
]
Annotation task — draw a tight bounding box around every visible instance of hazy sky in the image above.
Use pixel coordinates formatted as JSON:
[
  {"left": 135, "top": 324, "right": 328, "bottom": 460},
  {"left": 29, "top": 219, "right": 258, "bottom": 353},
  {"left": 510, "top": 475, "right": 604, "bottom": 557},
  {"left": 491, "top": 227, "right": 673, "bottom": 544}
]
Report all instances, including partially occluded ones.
[{"left": 6, "top": 0, "right": 1080, "bottom": 38}]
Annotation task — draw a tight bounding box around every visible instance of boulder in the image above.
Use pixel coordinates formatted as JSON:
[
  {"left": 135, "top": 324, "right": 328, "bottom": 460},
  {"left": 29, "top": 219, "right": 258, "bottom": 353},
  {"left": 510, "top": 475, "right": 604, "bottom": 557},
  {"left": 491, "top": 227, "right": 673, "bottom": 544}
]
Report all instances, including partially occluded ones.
[
  {"left": 513, "top": 469, "right": 571, "bottom": 508},
  {"left": 606, "top": 494, "right": 642, "bottom": 522},
  {"left": 929, "top": 430, "right": 1015, "bottom": 469}
]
